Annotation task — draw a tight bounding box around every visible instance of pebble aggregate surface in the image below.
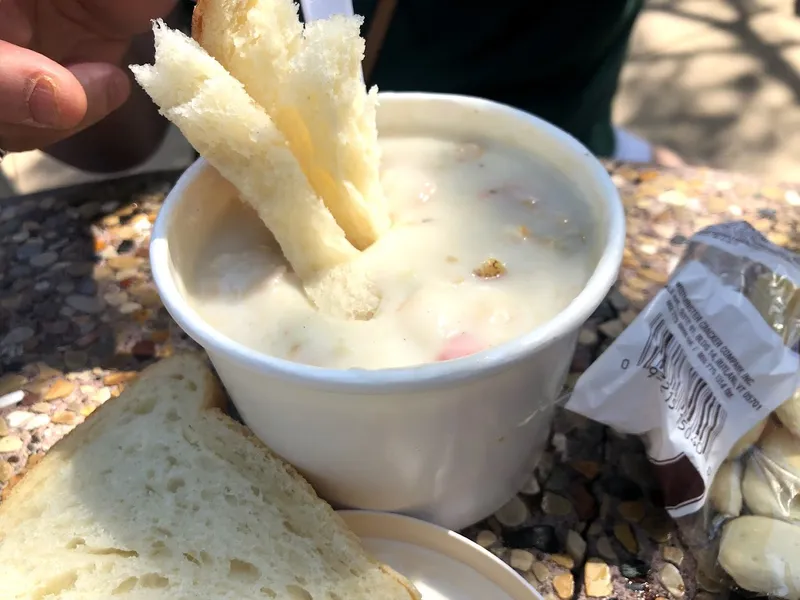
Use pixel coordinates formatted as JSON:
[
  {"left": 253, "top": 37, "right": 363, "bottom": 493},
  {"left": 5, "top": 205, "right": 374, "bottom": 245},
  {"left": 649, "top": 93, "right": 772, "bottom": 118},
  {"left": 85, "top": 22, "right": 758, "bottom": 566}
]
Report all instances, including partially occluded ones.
[{"left": 1, "top": 163, "right": 799, "bottom": 599}]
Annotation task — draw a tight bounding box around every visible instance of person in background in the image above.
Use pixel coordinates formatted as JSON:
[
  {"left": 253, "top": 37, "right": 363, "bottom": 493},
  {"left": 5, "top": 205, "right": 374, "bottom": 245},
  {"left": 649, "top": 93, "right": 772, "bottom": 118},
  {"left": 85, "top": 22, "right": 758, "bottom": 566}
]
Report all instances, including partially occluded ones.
[
  {"left": 0, "top": 0, "right": 681, "bottom": 175},
  {"left": 351, "top": 0, "right": 681, "bottom": 165}
]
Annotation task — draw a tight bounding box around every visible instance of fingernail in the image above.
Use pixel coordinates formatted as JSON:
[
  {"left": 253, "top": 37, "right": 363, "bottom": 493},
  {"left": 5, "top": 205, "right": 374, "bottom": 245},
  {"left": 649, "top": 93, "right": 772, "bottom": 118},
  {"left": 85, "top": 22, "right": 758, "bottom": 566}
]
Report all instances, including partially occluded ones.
[{"left": 27, "top": 76, "right": 60, "bottom": 127}]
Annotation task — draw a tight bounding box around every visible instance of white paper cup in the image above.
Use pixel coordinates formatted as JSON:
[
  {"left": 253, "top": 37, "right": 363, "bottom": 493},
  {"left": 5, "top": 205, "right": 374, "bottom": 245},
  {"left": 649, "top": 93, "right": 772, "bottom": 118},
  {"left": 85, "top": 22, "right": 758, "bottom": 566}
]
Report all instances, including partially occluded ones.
[{"left": 150, "top": 92, "right": 625, "bottom": 530}]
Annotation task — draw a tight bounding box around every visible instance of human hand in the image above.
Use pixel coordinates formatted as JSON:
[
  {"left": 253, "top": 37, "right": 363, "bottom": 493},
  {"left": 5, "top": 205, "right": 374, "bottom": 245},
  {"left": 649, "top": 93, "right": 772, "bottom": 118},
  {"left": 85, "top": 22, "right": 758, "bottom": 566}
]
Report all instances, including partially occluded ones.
[{"left": 0, "top": 0, "right": 177, "bottom": 153}]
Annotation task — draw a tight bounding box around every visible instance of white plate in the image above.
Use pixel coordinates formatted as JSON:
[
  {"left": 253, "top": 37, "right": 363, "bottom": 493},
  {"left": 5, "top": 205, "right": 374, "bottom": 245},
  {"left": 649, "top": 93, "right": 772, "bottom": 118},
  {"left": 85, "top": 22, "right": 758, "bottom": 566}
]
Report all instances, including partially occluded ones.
[{"left": 339, "top": 510, "right": 542, "bottom": 600}]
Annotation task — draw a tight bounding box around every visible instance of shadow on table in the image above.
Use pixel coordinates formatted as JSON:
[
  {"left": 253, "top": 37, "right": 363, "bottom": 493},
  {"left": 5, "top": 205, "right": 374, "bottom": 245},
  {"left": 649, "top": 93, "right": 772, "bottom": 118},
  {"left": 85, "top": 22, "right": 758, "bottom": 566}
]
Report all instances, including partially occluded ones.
[
  {"left": 623, "top": 0, "right": 800, "bottom": 178},
  {"left": 0, "top": 170, "right": 195, "bottom": 379}
]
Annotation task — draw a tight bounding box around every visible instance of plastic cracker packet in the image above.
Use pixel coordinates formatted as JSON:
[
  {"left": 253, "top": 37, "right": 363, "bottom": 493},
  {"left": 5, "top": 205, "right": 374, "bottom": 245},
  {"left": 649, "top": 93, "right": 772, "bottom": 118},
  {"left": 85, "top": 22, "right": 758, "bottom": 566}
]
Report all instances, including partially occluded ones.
[{"left": 567, "top": 221, "right": 800, "bottom": 598}]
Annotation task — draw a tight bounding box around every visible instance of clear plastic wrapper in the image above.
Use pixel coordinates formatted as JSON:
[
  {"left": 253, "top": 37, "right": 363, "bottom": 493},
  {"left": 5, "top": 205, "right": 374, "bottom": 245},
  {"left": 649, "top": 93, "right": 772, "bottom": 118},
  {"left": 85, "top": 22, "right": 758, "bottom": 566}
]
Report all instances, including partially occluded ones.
[{"left": 567, "top": 221, "right": 800, "bottom": 599}]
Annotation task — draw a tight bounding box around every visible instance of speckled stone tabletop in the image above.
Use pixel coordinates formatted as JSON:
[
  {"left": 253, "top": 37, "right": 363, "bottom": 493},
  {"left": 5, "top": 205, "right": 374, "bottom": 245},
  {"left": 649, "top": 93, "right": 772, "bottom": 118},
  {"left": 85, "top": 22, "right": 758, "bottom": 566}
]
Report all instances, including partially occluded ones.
[{"left": 1, "top": 162, "right": 798, "bottom": 600}]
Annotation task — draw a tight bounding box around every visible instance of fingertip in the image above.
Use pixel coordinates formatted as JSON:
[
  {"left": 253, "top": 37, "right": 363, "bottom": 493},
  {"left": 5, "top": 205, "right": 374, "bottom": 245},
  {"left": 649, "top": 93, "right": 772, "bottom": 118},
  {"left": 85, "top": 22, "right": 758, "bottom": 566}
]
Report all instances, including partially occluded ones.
[{"left": 0, "top": 40, "right": 89, "bottom": 129}]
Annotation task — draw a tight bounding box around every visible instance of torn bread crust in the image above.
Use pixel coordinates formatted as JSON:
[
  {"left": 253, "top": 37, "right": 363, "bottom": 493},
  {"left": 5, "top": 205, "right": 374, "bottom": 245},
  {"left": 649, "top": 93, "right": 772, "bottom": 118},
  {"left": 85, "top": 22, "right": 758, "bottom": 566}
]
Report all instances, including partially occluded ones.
[
  {"left": 191, "top": 0, "right": 303, "bottom": 116},
  {"left": 133, "top": 22, "right": 384, "bottom": 317},
  {"left": 192, "top": 0, "right": 390, "bottom": 250},
  {"left": 133, "top": 21, "right": 383, "bottom": 319},
  {"left": 280, "top": 16, "right": 390, "bottom": 250}
]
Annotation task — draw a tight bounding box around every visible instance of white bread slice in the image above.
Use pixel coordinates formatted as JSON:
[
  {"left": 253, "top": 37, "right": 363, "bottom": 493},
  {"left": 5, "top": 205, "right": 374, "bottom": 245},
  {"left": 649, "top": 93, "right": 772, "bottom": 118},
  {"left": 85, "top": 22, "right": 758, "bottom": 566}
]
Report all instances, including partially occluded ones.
[
  {"left": 306, "top": 261, "right": 382, "bottom": 320},
  {"left": 130, "top": 21, "right": 358, "bottom": 283},
  {"left": 0, "top": 354, "right": 420, "bottom": 600},
  {"left": 285, "top": 16, "right": 389, "bottom": 249},
  {"left": 193, "top": 0, "right": 390, "bottom": 250},
  {"left": 191, "top": 0, "right": 303, "bottom": 116}
]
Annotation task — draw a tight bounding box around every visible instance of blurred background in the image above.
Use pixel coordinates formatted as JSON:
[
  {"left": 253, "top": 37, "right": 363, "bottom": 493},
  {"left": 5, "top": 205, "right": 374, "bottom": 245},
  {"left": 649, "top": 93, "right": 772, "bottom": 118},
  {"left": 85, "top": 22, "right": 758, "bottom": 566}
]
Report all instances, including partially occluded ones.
[
  {"left": 615, "top": 0, "right": 800, "bottom": 181},
  {"left": 2, "top": 0, "right": 800, "bottom": 198}
]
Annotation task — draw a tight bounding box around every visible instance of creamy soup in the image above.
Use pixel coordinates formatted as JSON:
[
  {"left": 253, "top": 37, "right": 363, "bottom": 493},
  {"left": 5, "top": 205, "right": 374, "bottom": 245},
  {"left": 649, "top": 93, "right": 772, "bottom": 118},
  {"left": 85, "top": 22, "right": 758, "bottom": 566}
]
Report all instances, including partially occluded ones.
[{"left": 188, "top": 134, "right": 595, "bottom": 370}]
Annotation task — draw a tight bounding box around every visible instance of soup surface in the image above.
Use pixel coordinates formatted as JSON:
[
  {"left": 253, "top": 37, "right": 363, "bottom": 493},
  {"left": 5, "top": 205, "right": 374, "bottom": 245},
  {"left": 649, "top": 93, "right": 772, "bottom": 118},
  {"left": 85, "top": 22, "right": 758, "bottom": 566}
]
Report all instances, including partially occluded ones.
[{"left": 188, "top": 134, "right": 596, "bottom": 369}]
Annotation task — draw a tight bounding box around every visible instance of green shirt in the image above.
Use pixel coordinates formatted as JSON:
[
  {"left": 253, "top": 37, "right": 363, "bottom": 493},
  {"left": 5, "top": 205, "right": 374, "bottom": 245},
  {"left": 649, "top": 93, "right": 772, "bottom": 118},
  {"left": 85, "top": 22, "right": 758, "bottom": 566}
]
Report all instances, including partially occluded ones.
[{"left": 351, "top": 0, "right": 644, "bottom": 157}]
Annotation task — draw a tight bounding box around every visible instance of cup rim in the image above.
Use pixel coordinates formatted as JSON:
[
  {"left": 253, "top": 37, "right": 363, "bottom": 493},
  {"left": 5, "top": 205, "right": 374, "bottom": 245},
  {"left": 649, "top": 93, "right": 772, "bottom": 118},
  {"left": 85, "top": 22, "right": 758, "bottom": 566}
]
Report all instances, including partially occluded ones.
[{"left": 150, "top": 92, "right": 625, "bottom": 393}]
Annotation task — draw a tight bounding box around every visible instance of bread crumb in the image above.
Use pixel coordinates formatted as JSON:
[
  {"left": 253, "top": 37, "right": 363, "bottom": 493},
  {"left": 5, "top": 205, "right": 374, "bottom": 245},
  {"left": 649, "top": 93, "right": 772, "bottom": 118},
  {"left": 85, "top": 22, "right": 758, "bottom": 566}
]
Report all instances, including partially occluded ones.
[
  {"left": 445, "top": 255, "right": 459, "bottom": 263},
  {"left": 473, "top": 258, "right": 507, "bottom": 279}
]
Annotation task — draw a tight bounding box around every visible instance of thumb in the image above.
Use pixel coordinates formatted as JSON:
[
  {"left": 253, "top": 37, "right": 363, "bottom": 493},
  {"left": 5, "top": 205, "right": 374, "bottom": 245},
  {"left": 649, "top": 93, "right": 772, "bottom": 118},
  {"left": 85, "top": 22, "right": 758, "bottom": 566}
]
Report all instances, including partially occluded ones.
[
  {"left": 66, "top": 62, "right": 131, "bottom": 130},
  {"left": 0, "top": 61, "right": 132, "bottom": 152},
  {"left": 0, "top": 42, "right": 129, "bottom": 128}
]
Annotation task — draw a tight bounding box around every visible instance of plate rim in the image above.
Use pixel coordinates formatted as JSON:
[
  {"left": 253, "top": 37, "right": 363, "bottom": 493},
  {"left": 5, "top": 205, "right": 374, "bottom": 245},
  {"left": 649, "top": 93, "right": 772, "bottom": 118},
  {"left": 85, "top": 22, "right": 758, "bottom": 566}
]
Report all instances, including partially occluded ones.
[{"left": 338, "top": 509, "right": 543, "bottom": 600}]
